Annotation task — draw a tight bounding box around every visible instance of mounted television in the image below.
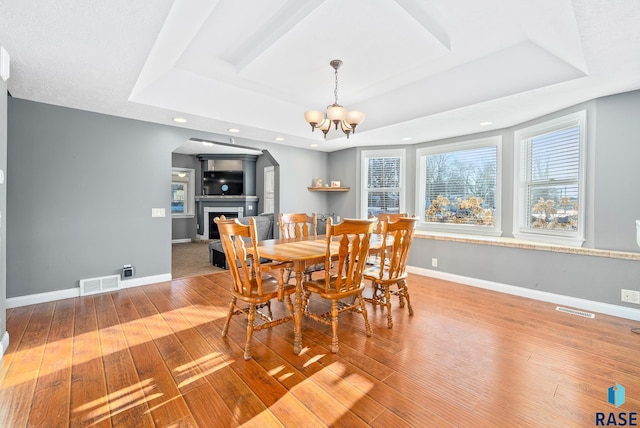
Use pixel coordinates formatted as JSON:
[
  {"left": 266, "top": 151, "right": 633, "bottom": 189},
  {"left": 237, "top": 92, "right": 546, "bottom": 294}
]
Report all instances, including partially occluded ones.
[{"left": 203, "top": 170, "right": 244, "bottom": 195}]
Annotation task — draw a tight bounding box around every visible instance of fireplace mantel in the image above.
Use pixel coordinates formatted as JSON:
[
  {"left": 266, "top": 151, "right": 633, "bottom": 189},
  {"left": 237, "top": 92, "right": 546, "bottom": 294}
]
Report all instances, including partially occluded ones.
[
  {"left": 196, "top": 195, "right": 259, "bottom": 239},
  {"left": 196, "top": 195, "right": 259, "bottom": 202}
]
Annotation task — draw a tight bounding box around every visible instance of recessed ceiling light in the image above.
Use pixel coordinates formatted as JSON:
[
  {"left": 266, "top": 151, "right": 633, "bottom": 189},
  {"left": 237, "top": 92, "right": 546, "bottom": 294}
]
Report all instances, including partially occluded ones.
[
  {"left": 274, "top": 137, "right": 285, "bottom": 141},
  {"left": 173, "top": 117, "right": 187, "bottom": 123},
  {"left": 202, "top": 141, "right": 214, "bottom": 146},
  {"left": 402, "top": 137, "right": 412, "bottom": 141},
  {"left": 228, "top": 128, "right": 240, "bottom": 133},
  {"left": 480, "top": 121, "right": 493, "bottom": 126},
  {"left": 310, "top": 144, "right": 318, "bottom": 147}
]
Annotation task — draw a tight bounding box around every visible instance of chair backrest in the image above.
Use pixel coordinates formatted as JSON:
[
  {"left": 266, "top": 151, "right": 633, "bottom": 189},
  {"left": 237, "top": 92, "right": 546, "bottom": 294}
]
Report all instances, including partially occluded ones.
[
  {"left": 370, "top": 212, "right": 409, "bottom": 234},
  {"left": 321, "top": 218, "right": 375, "bottom": 292},
  {"left": 279, "top": 213, "right": 318, "bottom": 239},
  {"left": 373, "top": 217, "right": 418, "bottom": 280},
  {"left": 215, "top": 216, "right": 265, "bottom": 297}
]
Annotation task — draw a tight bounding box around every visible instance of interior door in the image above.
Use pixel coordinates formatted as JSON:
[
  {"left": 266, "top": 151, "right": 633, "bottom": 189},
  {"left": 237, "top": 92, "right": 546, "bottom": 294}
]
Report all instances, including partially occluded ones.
[{"left": 264, "top": 166, "right": 274, "bottom": 213}]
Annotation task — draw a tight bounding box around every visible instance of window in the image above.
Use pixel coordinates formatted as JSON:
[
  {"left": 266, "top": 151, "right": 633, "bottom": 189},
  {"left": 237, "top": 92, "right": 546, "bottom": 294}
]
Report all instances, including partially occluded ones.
[
  {"left": 513, "top": 111, "right": 586, "bottom": 246},
  {"left": 417, "top": 137, "right": 502, "bottom": 235},
  {"left": 361, "top": 149, "right": 405, "bottom": 218},
  {"left": 171, "top": 167, "right": 195, "bottom": 217}
]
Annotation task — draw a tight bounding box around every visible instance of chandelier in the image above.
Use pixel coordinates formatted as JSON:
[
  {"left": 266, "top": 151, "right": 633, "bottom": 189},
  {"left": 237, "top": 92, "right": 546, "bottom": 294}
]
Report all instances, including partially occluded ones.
[{"left": 304, "top": 59, "right": 365, "bottom": 139}]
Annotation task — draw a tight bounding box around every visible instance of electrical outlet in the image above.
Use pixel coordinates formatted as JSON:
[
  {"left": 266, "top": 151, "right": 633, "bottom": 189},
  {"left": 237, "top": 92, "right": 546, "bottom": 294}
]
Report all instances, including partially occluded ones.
[
  {"left": 621, "top": 289, "right": 640, "bottom": 304},
  {"left": 432, "top": 258, "right": 438, "bottom": 267}
]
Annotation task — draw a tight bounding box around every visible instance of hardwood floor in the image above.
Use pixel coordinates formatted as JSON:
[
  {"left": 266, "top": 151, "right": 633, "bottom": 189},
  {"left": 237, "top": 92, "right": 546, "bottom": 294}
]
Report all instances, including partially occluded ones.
[{"left": 1, "top": 272, "right": 639, "bottom": 427}]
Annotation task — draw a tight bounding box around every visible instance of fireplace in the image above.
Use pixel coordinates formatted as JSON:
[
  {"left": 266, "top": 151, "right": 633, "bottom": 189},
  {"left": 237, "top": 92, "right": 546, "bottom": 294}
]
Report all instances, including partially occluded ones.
[{"left": 204, "top": 207, "right": 244, "bottom": 239}]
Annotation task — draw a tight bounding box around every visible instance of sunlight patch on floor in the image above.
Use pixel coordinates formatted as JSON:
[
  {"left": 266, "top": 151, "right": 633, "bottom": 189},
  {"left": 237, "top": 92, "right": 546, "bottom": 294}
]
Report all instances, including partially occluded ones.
[
  {"left": 254, "top": 359, "right": 375, "bottom": 426},
  {"left": 74, "top": 378, "right": 161, "bottom": 424},
  {"left": 174, "top": 351, "right": 234, "bottom": 388}
]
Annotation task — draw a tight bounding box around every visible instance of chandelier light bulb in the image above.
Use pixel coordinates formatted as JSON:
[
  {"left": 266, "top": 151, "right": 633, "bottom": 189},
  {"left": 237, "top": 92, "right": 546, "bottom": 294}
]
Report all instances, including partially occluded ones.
[{"left": 304, "top": 110, "right": 325, "bottom": 129}]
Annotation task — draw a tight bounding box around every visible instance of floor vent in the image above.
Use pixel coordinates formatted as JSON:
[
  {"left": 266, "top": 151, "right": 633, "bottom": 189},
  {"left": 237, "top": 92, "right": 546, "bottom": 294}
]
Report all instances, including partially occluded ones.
[
  {"left": 556, "top": 306, "right": 595, "bottom": 318},
  {"left": 80, "top": 275, "right": 121, "bottom": 296}
]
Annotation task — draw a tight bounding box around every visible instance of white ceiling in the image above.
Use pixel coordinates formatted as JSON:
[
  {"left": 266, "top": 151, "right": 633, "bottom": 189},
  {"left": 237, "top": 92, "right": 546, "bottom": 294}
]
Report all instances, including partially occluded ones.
[{"left": 1, "top": 0, "right": 640, "bottom": 153}]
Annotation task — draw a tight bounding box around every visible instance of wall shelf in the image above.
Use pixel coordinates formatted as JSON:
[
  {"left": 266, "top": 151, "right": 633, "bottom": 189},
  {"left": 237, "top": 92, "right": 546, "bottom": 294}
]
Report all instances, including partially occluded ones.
[{"left": 307, "top": 187, "right": 350, "bottom": 192}]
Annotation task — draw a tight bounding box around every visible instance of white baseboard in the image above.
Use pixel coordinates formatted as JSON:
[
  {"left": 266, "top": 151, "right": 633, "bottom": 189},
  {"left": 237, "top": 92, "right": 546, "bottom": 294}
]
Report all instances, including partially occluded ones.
[
  {"left": 120, "top": 273, "right": 171, "bottom": 289},
  {"left": 0, "top": 331, "right": 9, "bottom": 359},
  {"left": 6, "top": 273, "right": 172, "bottom": 309},
  {"left": 406, "top": 266, "right": 640, "bottom": 322},
  {"left": 172, "top": 238, "right": 192, "bottom": 244}
]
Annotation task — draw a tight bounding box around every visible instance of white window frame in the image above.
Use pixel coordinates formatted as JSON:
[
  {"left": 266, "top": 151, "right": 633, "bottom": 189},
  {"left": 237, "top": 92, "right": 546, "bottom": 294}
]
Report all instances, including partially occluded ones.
[
  {"left": 171, "top": 167, "right": 195, "bottom": 218},
  {"left": 416, "top": 136, "right": 502, "bottom": 236},
  {"left": 360, "top": 149, "right": 406, "bottom": 219},
  {"left": 513, "top": 110, "right": 586, "bottom": 246}
]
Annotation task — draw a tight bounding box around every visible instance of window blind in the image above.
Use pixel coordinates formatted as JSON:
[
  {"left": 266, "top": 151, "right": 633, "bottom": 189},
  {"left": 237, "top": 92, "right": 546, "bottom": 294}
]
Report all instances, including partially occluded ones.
[
  {"left": 524, "top": 125, "right": 580, "bottom": 231},
  {"left": 423, "top": 146, "right": 497, "bottom": 225},
  {"left": 366, "top": 156, "right": 401, "bottom": 216}
]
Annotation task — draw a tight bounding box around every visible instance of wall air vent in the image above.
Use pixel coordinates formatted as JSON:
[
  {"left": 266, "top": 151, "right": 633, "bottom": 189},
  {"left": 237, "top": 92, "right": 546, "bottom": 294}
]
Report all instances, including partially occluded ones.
[
  {"left": 555, "top": 306, "right": 595, "bottom": 318},
  {"left": 80, "top": 274, "right": 121, "bottom": 296}
]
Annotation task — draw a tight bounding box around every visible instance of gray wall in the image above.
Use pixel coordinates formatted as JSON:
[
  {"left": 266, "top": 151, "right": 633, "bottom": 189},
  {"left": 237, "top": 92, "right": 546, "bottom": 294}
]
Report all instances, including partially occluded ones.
[
  {"left": 6, "top": 98, "right": 330, "bottom": 299},
  {"left": 326, "top": 148, "right": 358, "bottom": 220},
  {"left": 594, "top": 91, "right": 640, "bottom": 251},
  {"left": 327, "top": 90, "right": 640, "bottom": 308},
  {"left": 8, "top": 99, "right": 176, "bottom": 297},
  {"left": 1, "top": 77, "right": 7, "bottom": 340}
]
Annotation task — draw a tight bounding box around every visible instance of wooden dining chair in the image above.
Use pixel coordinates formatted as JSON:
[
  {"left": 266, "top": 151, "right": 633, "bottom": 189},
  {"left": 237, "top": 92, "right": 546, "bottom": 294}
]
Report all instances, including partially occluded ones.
[
  {"left": 278, "top": 212, "right": 324, "bottom": 282},
  {"left": 302, "top": 218, "right": 376, "bottom": 353},
  {"left": 279, "top": 212, "right": 318, "bottom": 239},
  {"left": 364, "top": 216, "right": 418, "bottom": 328},
  {"left": 366, "top": 212, "right": 409, "bottom": 266},
  {"left": 215, "top": 216, "right": 295, "bottom": 360},
  {"left": 370, "top": 212, "right": 409, "bottom": 234}
]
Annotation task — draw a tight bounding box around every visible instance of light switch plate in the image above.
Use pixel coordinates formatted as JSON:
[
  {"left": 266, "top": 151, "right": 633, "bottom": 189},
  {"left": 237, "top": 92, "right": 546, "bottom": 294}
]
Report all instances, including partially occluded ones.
[{"left": 152, "top": 208, "right": 166, "bottom": 217}]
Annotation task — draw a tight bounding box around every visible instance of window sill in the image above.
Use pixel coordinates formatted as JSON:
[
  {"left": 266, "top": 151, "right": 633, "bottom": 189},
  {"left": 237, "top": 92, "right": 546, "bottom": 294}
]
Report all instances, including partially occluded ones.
[{"left": 413, "top": 230, "right": 640, "bottom": 261}]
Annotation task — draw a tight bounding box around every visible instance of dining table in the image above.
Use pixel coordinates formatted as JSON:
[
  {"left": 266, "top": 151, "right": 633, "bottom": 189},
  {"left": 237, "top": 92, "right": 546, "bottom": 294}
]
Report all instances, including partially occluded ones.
[{"left": 249, "top": 233, "right": 388, "bottom": 355}]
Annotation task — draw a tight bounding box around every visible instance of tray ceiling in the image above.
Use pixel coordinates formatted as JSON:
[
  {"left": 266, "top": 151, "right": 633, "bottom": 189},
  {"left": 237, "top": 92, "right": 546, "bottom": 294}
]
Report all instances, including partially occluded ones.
[{"left": 1, "top": 0, "right": 639, "bottom": 151}]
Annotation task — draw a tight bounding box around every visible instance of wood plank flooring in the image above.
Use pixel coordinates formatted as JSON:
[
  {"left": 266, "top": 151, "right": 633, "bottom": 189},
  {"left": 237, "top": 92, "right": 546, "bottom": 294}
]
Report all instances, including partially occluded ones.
[{"left": 1, "top": 272, "right": 639, "bottom": 427}]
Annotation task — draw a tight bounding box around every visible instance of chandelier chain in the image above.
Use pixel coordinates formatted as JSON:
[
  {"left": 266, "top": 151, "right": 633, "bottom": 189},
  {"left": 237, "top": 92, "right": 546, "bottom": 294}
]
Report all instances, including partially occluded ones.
[{"left": 334, "top": 67, "right": 339, "bottom": 105}]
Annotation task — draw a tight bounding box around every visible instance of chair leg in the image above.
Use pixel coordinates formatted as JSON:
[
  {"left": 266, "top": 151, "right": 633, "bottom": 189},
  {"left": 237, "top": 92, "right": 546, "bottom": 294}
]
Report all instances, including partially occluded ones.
[
  {"left": 244, "top": 303, "right": 256, "bottom": 360},
  {"left": 285, "top": 294, "right": 294, "bottom": 318},
  {"left": 400, "top": 279, "right": 413, "bottom": 316},
  {"left": 397, "top": 283, "right": 405, "bottom": 308},
  {"left": 302, "top": 290, "right": 311, "bottom": 313},
  {"left": 359, "top": 295, "right": 373, "bottom": 337},
  {"left": 221, "top": 297, "right": 236, "bottom": 337},
  {"left": 266, "top": 300, "right": 273, "bottom": 319},
  {"left": 384, "top": 286, "right": 393, "bottom": 329},
  {"left": 371, "top": 282, "right": 379, "bottom": 299},
  {"left": 330, "top": 299, "right": 340, "bottom": 353}
]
